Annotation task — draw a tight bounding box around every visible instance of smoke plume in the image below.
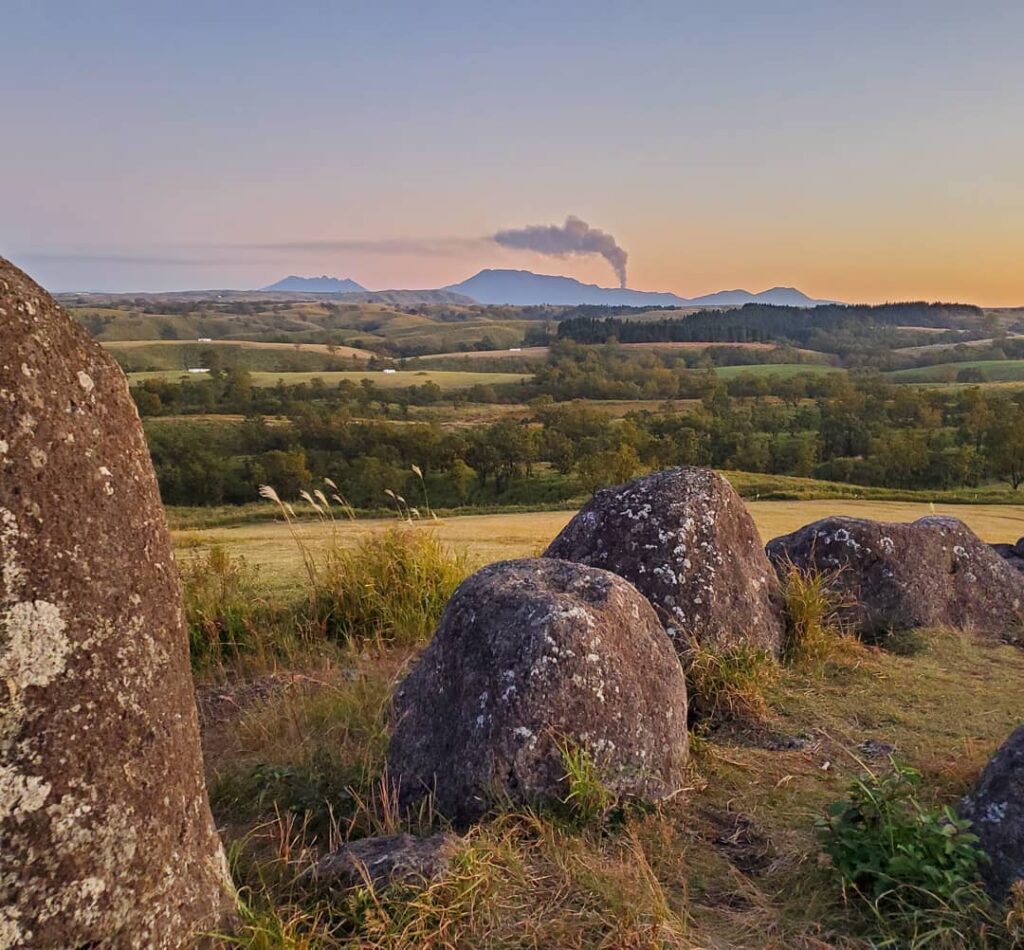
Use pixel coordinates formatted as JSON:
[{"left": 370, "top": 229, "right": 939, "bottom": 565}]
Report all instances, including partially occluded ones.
[{"left": 493, "top": 216, "right": 628, "bottom": 288}]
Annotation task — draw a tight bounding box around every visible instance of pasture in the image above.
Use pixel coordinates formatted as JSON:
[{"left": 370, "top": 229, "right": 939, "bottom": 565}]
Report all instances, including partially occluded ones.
[{"left": 888, "top": 358, "right": 1024, "bottom": 383}]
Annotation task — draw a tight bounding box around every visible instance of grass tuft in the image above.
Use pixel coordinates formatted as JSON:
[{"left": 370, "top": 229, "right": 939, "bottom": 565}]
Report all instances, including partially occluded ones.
[
  {"left": 779, "top": 561, "right": 863, "bottom": 670},
  {"left": 687, "top": 644, "right": 778, "bottom": 724}
]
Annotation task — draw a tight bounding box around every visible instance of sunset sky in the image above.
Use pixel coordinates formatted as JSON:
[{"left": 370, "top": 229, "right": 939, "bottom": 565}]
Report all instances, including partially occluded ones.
[{"left": 3, "top": 1, "right": 1024, "bottom": 303}]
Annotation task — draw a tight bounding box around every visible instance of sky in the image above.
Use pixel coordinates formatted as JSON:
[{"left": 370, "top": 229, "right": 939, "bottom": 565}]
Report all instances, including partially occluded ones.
[{"left": 3, "top": 1, "right": 1024, "bottom": 304}]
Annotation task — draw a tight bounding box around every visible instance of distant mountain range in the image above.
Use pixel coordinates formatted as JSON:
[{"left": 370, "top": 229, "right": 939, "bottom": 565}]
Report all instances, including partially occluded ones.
[
  {"left": 258, "top": 269, "right": 833, "bottom": 308},
  {"left": 262, "top": 275, "right": 367, "bottom": 293},
  {"left": 445, "top": 269, "right": 832, "bottom": 307}
]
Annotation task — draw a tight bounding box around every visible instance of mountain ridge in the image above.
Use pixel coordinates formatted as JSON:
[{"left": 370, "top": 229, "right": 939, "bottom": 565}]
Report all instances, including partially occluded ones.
[
  {"left": 262, "top": 275, "right": 367, "bottom": 293},
  {"left": 444, "top": 269, "right": 832, "bottom": 307}
]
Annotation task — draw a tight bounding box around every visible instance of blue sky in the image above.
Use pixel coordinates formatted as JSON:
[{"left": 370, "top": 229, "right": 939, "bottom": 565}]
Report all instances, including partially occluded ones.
[{"left": 3, "top": 1, "right": 1024, "bottom": 302}]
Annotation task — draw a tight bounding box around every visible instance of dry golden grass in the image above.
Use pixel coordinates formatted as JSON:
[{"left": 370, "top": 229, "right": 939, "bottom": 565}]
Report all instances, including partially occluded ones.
[{"left": 175, "top": 500, "right": 1024, "bottom": 590}]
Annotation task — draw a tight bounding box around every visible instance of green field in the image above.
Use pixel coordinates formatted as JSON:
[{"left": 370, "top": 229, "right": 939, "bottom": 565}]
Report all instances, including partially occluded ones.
[
  {"left": 888, "top": 359, "right": 1024, "bottom": 383},
  {"left": 129, "top": 369, "right": 533, "bottom": 389},
  {"left": 711, "top": 362, "right": 841, "bottom": 379}
]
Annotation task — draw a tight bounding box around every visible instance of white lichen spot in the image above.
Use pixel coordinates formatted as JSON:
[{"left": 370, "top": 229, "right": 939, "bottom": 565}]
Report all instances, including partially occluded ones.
[
  {"left": 0, "top": 911, "right": 22, "bottom": 949},
  {"left": 0, "top": 600, "right": 71, "bottom": 689},
  {"left": 29, "top": 447, "right": 47, "bottom": 470},
  {"left": 0, "top": 439, "right": 7, "bottom": 456},
  {"left": 0, "top": 764, "right": 51, "bottom": 816},
  {"left": 984, "top": 801, "right": 1009, "bottom": 823},
  {"left": 77, "top": 371, "right": 95, "bottom": 393}
]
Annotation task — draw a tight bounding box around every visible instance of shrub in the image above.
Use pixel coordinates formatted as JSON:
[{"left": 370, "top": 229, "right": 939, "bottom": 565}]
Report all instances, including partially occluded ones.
[
  {"left": 314, "top": 528, "right": 467, "bottom": 646},
  {"left": 818, "top": 762, "right": 995, "bottom": 945},
  {"left": 687, "top": 644, "right": 777, "bottom": 723}
]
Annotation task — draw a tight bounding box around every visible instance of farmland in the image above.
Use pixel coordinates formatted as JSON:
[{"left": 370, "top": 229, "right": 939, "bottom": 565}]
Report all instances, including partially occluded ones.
[{"left": 128, "top": 368, "right": 533, "bottom": 389}]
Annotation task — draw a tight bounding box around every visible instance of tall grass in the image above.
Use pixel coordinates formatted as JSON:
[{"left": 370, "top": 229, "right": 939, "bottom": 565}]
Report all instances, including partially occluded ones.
[
  {"left": 779, "top": 560, "right": 861, "bottom": 669},
  {"left": 181, "top": 545, "right": 302, "bottom": 672},
  {"left": 314, "top": 528, "right": 467, "bottom": 647},
  {"left": 182, "top": 480, "right": 468, "bottom": 671}
]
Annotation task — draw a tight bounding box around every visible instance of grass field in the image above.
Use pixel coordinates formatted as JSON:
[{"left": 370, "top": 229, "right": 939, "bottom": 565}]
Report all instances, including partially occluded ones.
[
  {"left": 712, "top": 362, "right": 842, "bottom": 379},
  {"left": 128, "top": 369, "right": 533, "bottom": 389},
  {"left": 173, "top": 499, "right": 1024, "bottom": 588},
  {"left": 105, "top": 338, "right": 374, "bottom": 359},
  {"left": 888, "top": 359, "right": 1024, "bottom": 383}
]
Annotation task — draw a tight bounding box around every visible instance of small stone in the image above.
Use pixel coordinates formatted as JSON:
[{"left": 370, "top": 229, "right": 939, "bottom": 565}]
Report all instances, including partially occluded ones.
[{"left": 305, "top": 833, "right": 458, "bottom": 890}]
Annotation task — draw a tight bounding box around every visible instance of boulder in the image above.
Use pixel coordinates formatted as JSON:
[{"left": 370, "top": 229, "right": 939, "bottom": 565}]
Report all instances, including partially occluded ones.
[
  {"left": 961, "top": 724, "right": 1024, "bottom": 898},
  {"left": 992, "top": 542, "right": 1024, "bottom": 575},
  {"left": 0, "top": 259, "right": 233, "bottom": 946},
  {"left": 767, "top": 515, "right": 1024, "bottom": 637},
  {"left": 544, "top": 467, "right": 784, "bottom": 655},
  {"left": 387, "top": 558, "right": 689, "bottom": 825},
  {"left": 305, "top": 832, "right": 458, "bottom": 890}
]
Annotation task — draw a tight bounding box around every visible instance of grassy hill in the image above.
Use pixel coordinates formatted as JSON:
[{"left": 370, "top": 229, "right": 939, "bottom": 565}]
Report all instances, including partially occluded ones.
[{"left": 887, "top": 359, "right": 1024, "bottom": 383}]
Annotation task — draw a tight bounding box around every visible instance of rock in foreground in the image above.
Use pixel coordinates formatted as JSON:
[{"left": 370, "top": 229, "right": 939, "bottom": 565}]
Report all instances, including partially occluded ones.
[
  {"left": 0, "top": 258, "right": 233, "bottom": 945},
  {"left": 961, "top": 724, "right": 1024, "bottom": 898},
  {"left": 544, "top": 467, "right": 784, "bottom": 655},
  {"left": 388, "top": 558, "right": 689, "bottom": 825},
  {"left": 767, "top": 516, "right": 1024, "bottom": 637},
  {"left": 306, "top": 833, "right": 459, "bottom": 890}
]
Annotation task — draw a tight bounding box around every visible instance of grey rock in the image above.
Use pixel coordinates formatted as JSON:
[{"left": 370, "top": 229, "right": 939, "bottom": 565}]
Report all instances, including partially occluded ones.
[
  {"left": 0, "top": 258, "right": 234, "bottom": 946},
  {"left": 544, "top": 467, "right": 785, "bottom": 656},
  {"left": 306, "top": 833, "right": 458, "bottom": 890},
  {"left": 387, "top": 558, "right": 689, "bottom": 825},
  {"left": 767, "top": 516, "right": 1024, "bottom": 638},
  {"left": 961, "top": 723, "right": 1024, "bottom": 898}
]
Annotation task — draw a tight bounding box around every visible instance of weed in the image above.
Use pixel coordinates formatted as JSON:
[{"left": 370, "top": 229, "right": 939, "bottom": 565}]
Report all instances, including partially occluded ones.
[
  {"left": 558, "top": 742, "right": 615, "bottom": 827},
  {"left": 818, "top": 760, "right": 998, "bottom": 946}
]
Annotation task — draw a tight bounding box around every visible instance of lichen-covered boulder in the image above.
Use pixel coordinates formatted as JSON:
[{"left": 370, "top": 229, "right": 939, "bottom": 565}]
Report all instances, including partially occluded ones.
[
  {"left": 0, "top": 259, "right": 233, "bottom": 946},
  {"left": 961, "top": 724, "right": 1024, "bottom": 898},
  {"left": 767, "top": 516, "right": 1024, "bottom": 637},
  {"left": 544, "top": 467, "right": 784, "bottom": 655},
  {"left": 387, "top": 558, "right": 689, "bottom": 825}
]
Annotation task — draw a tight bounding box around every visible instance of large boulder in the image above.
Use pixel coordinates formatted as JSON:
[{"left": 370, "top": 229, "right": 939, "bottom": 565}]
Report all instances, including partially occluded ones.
[
  {"left": 0, "top": 259, "right": 233, "bottom": 946},
  {"left": 961, "top": 724, "right": 1024, "bottom": 898},
  {"left": 387, "top": 558, "right": 689, "bottom": 825},
  {"left": 767, "top": 515, "right": 1024, "bottom": 637},
  {"left": 544, "top": 467, "right": 784, "bottom": 655}
]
